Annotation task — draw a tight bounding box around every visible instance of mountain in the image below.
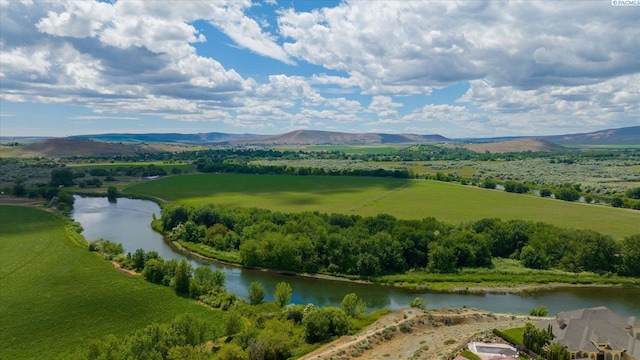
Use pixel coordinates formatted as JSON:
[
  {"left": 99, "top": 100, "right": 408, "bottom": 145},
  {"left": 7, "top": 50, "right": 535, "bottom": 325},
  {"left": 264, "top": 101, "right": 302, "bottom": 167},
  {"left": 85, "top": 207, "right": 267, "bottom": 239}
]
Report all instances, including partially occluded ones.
[
  {"left": 227, "top": 129, "right": 450, "bottom": 145},
  {"left": 69, "top": 132, "right": 263, "bottom": 143},
  {"left": 0, "top": 138, "right": 186, "bottom": 158},
  {"left": 464, "top": 139, "right": 566, "bottom": 153},
  {"left": 539, "top": 126, "right": 640, "bottom": 144}
]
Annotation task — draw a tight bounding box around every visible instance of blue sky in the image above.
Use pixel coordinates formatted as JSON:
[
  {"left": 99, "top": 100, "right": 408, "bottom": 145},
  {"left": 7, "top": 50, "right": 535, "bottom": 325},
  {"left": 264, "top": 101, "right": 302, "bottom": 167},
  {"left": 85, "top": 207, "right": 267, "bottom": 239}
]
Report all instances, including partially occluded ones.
[{"left": 1, "top": 0, "right": 638, "bottom": 138}]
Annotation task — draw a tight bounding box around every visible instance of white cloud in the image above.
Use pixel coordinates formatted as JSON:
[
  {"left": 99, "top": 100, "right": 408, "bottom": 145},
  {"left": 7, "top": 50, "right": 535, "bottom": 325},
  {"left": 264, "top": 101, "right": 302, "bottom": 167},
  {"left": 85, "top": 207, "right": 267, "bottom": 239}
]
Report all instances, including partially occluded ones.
[
  {"left": 70, "top": 116, "right": 139, "bottom": 121},
  {"left": 1, "top": 0, "right": 639, "bottom": 136},
  {"left": 366, "top": 96, "right": 403, "bottom": 117}
]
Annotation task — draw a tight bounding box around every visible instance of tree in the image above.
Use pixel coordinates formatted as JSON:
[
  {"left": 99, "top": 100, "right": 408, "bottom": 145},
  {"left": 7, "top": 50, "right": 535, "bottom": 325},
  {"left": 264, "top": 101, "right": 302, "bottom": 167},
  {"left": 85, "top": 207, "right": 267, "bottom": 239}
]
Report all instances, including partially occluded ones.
[
  {"left": 555, "top": 186, "right": 580, "bottom": 202},
  {"left": 274, "top": 282, "right": 292, "bottom": 308},
  {"left": 162, "top": 205, "right": 191, "bottom": 232},
  {"left": 143, "top": 258, "right": 167, "bottom": 284},
  {"left": 131, "top": 248, "right": 147, "bottom": 271},
  {"left": 611, "top": 196, "right": 624, "bottom": 208},
  {"left": 248, "top": 282, "right": 265, "bottom": 305},
  {"left": 174, "top": 259, "right": 192, "bottom": 296},
  {"left": 214, "top": 344, "right": 248, "bottom": 360},
  {"left": 303, "top": 307, "right": 349, "bottom": 343},
  {"left": 427, "top": 244, "right": 457, "bottom": 273},
  {"left": 520, "top": 245, "right": 550, "bottom": 270},
  {"left": 409, "top": 297, "right": 428, "bottom": 310},
  {"left": 107, "top": 186, "right": 118, "bottom": 201},
  {"left": 167, "top": 345, "right": 208, "bottom": 360},
  {"left": 170, "top": 313, "right": 209, "bottom": 346},
  {"left": 626, "top": 187, "right": 640, "bottom": 199},
  {"left": 481, "top": 179, "right": 496, "bottom": 189},
  {"left": 529, "top": 306, "right": 548, "bottom": 317},
  {"left": 224, "top": 310, "right": 244, "bottom": 337},
  {"left": 545, "top": 342, "right": 570, "bottom": 360},
  {"left": 523, "top": 322, "right": 552, "bottom": 354},
  {"left": 341, "top": 293, "right": 366, "bottom": 317},
  {"left": 12, "top": 183, "right": 26, "bottom": 197},
  {"left": 190, "top": 267, "right": 225, "bottom": 298},
  {"left": 619, "top": 235, "right": 640, "bottom": 277},
  {"left": 50, "top": 168, "right": 75, "bottom": 187}
]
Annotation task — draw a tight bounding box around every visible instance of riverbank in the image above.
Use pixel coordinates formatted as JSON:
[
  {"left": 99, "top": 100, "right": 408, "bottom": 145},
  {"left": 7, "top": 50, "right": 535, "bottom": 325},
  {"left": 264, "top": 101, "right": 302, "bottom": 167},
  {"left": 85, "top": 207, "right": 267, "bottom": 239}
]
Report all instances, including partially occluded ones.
[{"left": 164, "top": 236, "right": 639, "bottom": 294}]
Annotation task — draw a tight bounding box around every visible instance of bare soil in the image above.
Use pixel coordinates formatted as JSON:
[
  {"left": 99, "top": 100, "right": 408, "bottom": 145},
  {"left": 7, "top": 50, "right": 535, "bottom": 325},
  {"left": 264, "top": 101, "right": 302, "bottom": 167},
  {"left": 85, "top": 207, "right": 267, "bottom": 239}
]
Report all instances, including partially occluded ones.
[
  {"left": 300, "top": 308, "right": 534, "bottom": 360},
  {"left": 0, "top": 196, "right": 45, "bottom": 206}
]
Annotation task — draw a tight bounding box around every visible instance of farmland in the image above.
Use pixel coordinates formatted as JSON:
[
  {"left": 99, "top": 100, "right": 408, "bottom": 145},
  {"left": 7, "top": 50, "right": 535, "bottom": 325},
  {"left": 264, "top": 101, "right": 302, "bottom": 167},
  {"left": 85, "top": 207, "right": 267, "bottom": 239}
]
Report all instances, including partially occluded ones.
[
  {"left": 124, "top": 173, "right": 640, "bottom": 239},
  {"left": 0, "top": 205, "right": 223, "bottom": 359}
]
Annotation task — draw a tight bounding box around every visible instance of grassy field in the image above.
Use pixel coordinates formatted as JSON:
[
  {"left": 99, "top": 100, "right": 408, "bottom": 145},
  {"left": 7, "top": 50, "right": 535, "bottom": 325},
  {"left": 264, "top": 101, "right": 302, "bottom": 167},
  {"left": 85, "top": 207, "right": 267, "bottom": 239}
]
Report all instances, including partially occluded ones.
[
  {"left": 0, "top": 206, "right": 223, "bottom": 359},
  {"left": 123, "top": 174, "right": 640, "bottom": 239},
  {"left": 69, "top": 162, "right": 196, "bottom": 172},
  {"left": 374, "top": 258, "right": 640, "bottom": 290}
]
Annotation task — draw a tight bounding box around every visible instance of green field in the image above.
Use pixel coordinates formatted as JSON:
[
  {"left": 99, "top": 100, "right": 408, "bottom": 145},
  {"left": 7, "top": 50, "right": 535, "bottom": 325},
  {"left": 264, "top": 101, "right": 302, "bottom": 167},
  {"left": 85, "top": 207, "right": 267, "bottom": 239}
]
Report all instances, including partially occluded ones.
[
  {"left": 0, "top": 206, "right": 222, "bottom": 359},
  {"left": 70, "top": 162, "right": 196, "bottom": 172},
  {"left": 124, "top": 174, "right": 640, "bottom": 239}
]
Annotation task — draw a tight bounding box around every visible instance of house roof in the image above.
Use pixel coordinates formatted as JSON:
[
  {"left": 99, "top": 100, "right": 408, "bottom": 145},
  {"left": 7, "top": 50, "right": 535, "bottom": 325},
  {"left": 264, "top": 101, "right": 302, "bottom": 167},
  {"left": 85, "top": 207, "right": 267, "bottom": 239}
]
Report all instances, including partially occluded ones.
[{"left": 536, "top": 306, "right": 639, "bottom": 359}]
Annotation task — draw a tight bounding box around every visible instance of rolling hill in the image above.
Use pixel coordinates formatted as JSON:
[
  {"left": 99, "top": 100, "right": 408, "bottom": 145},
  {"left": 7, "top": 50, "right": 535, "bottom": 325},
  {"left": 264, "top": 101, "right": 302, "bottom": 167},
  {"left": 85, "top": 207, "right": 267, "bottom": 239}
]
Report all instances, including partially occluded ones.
[
  {"left": 69, "top": 132, "right": 262, "bottom": 143},
  {"left": 464, "top": 138, "right": 566, "bottom": 153},
  {"left": 540, "top": 126, "right": 640, "bottom": 144},
  {"left": 2, "top": 126, "right": 638, "bottom": 157},
  {"left": 228, "top": 129, "right": 450, "bottom": 145},
  {"left": 0, "top": 138, "right": 189, "bottom": 158}
]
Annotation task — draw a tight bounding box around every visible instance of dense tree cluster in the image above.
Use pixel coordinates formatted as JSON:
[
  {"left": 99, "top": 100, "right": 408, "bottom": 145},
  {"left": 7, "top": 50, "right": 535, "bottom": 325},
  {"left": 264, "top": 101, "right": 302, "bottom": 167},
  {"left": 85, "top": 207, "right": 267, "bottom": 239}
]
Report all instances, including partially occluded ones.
[
  {"left": 523, "top": 322, "right": 552, "bottom": 354},
  {"left": 160, "top": 204, "right": 639, "bottom": 277},
  {"left": 87, "top": 240, "right": 362, "bottom": 360},
  {"left": 68, "top": 314, "right": 213, "bottom": 360}
]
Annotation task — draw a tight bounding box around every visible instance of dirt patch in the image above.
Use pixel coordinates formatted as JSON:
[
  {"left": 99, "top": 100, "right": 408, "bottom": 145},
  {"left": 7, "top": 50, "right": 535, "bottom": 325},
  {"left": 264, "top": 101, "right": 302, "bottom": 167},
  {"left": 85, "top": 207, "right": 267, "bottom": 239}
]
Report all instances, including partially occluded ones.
[
  {"left": 465, "top": 139, "right": 564, "bottom": 153},
  {"left": 111, "top": 261, "right": 139, "bottom": 276},
  {"left": 299, "top": 308, "right": 534, "bottom": 360},
  {"left": 0, "top": 196, "right": 45, "bottom": 206}
]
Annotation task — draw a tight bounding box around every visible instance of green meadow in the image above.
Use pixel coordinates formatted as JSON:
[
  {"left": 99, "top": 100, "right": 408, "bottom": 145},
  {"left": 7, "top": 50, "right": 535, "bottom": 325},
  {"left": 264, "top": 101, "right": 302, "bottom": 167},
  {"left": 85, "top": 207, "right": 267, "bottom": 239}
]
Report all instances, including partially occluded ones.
[
  {"left": 124, "top": 173, "right": 640, "bottom": 239},
  {"left": 0, "top": 206, "right": 222, "bottom": 360},
  {"left": 70, "top": 162, "right": 196, "bottom": 172}
]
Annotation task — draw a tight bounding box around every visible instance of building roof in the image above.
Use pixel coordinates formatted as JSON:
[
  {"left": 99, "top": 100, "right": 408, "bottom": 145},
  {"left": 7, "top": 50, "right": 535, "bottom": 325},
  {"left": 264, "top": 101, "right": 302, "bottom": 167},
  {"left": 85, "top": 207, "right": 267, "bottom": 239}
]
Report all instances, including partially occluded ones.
[{"left": 536, "top": 306, "right": 639, "bottom": 359}]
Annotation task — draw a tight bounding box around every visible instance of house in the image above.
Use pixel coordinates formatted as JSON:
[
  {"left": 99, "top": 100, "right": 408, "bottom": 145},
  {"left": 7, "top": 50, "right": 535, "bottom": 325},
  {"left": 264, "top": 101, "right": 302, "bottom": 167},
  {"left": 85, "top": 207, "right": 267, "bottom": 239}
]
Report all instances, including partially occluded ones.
[{"left": 535, "top": 306, "right": 639, "bottom": 360}]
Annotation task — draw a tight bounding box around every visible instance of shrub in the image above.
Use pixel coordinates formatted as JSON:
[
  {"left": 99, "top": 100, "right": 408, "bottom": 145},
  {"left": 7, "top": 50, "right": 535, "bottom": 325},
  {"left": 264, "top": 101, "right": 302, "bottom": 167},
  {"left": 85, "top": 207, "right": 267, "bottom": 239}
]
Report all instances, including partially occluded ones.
[{"left": 530, "top": 306, "right": 548, "bottom": 317}]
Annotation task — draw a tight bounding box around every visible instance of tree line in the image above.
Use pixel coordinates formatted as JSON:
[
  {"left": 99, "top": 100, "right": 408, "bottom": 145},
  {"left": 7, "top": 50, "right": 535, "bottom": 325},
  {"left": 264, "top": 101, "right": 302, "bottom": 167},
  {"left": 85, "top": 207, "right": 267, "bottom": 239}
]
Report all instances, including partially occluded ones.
[
  {"left": 160, "top": 204, "right": 640, "bottom": 278},
  {"left": 84, "top": 239, "right": 378, "bottom": 360}
]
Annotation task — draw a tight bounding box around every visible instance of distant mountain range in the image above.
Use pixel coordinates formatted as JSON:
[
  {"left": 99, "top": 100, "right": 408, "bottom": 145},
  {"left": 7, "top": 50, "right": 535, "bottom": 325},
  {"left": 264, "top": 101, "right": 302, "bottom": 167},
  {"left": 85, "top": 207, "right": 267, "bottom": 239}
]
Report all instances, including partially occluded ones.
[
  {"left": 1, "top": 126, "right": 637, "bottom": 158},
  {"left": 64, "top": 126, "right": 639, "bottom": 146},
  {"left": 69, "top": 132, "right": 261, "bottom": 144}
]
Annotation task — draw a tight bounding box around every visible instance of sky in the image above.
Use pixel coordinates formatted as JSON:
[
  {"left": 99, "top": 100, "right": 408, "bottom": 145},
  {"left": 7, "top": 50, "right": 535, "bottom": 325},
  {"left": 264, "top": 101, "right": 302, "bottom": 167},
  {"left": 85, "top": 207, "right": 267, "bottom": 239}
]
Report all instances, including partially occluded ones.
[{"left": 1, "top": 0, "right": 639, "bottom": 138}]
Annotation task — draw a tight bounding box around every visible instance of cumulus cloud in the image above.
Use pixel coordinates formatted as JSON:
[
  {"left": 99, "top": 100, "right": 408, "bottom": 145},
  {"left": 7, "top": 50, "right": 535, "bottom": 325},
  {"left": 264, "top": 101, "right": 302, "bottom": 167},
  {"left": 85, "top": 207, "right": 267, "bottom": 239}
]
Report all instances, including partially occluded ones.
[
  {"left": 366, "top": 96, "right": 403, "bottom": 117},
  {"left": 1, "top": 0, "right": 638, "bottom": 136}
]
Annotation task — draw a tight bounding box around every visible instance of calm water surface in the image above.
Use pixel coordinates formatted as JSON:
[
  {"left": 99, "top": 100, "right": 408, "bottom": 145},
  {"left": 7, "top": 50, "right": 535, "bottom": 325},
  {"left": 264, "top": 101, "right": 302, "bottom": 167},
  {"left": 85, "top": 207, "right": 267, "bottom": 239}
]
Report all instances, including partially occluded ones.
[{"left": 71, "top": 196, "right": 639, "bottom": 317}]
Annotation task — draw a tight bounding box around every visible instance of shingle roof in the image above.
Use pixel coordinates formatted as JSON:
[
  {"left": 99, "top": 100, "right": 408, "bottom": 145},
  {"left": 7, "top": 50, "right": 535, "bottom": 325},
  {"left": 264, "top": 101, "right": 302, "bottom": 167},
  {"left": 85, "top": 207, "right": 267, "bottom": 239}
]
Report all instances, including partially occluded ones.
[{"left": 536, "top": 306, "right": 639, "bottom": 359}]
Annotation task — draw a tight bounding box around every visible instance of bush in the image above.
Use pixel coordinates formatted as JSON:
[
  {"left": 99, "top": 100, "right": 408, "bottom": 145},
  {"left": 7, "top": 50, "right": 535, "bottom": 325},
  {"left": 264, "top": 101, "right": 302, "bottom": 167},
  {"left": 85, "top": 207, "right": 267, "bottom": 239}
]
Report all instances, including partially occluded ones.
[
  {"left": 555, "top": 186, "right": 580, "bottom": 202},
  {"left": 529, "top": 306, "right": 549, "bottom": 317}
]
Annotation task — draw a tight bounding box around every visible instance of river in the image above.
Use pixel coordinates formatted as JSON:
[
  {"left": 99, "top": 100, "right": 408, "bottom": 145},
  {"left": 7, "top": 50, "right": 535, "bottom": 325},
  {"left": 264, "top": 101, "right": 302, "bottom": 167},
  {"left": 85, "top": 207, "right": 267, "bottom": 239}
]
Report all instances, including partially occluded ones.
[{"left": 71, "top": 196, "right": 639, "bottom": 317}]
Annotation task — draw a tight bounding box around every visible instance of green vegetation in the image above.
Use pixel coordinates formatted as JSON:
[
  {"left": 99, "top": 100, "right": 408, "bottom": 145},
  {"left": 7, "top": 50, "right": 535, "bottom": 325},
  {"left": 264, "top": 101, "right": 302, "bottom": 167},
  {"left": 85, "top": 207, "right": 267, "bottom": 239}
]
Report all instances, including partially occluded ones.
[
  {"left": 460, "top": 350, "right": 482, "bottom": 360},
  {"left": 501, "top": 327, "right": 525, "bottom": 345},
  {"left": 0, "top": 206, "right": 223, "bottom": 359},
  {"left": 125, "top": 174, "right": 640, "bottom": 238},
  {"left": 530, "top": 306, "right": 549, "bottom": 317},
  {"left": 153, "top": 202, "right": 639, "bottom": 290}
]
